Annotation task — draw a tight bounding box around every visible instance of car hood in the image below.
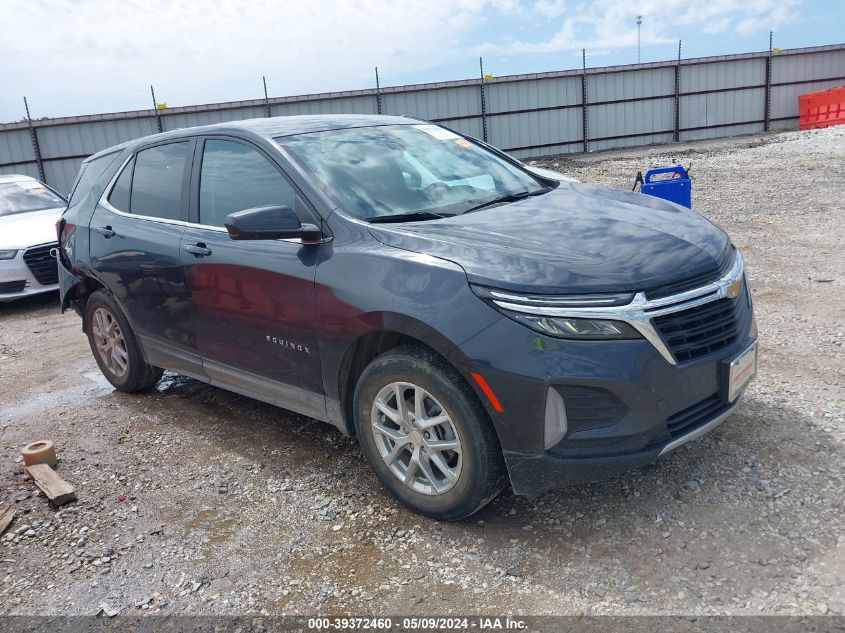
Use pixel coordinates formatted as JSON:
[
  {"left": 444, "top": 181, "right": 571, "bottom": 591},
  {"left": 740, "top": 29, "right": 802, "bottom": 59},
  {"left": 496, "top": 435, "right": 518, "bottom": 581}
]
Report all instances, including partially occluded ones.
[
  {"left": 368, "top": 182, "right": 730, "bottom": 294},
  {"left": 0, "top": 207, "right": 64, "bottom": 250}
]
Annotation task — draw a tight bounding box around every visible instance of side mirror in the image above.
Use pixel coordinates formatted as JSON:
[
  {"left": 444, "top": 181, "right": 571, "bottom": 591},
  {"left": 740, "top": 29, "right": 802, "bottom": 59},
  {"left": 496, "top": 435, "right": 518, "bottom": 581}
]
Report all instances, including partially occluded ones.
[{"left": 224, "top": 205, "right": 322, "bottom": 242}]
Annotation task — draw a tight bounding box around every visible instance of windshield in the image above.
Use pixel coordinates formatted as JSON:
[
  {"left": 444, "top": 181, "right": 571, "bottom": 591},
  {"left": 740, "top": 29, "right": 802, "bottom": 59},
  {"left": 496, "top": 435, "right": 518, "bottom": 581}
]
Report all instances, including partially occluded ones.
[
  {"left": 276, "top": 124, "right": 547, "bottom": 221},
  {"left": 0, "top": 180, "right": 65, "bottom": 217}
]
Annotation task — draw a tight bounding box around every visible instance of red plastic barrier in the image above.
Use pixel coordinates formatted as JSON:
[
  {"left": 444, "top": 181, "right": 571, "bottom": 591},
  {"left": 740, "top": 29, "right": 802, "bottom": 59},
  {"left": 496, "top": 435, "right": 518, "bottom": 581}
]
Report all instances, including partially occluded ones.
[{"left": 798, "top": 86, "right": 845, "bottom": 130}]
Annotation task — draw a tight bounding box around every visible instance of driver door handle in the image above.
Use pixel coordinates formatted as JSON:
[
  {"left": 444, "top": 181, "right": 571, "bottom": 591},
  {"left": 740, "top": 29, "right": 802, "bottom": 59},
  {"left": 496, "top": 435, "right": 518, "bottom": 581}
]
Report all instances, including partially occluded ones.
[
  {"left": 96, "top": 226, "right": 116, "bottom": 238},
  {"left": 184, "top": 243, "right": 212, "bottom": 257}
]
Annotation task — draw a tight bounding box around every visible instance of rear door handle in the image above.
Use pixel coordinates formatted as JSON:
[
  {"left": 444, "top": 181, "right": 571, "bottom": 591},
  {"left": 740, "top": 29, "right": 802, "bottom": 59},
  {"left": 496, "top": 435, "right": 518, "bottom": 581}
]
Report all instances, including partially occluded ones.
[
  {"left": 184, "top": 243, "right": 212, "bottom": 257},
  {"left": 96, "top": 226, "right": 116, "bottom": 238}
]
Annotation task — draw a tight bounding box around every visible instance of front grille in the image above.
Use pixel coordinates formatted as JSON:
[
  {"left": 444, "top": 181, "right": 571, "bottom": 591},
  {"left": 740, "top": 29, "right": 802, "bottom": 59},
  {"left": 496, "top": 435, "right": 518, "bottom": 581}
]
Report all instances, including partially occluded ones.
[
  {"left": 0, "top": 280, "right": 26, "bottom": 294},
  {"left": 652, "top": 281, "right": 750, "bottom": 363},
  {"left": 645, "top": 248, "right": 735, "bottom": 300},
  {"left": 666, "top": 393, "right": 726, "bottom": 438},
  {"left": 556, "top": 385, "right": 628, "bottom": 432},
  {"left": 23, "top": 243, "right": 58, "bottom": 286}
]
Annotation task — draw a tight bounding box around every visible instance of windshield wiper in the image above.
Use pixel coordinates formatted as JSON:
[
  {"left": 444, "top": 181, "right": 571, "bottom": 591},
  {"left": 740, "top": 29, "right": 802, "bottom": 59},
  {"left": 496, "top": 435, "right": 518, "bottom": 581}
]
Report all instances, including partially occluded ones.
[
  {"left": 367, "top": 211, "right": 452, "bottom": 224},
  {"left": 463, "top": 186, "right": 552, "bottom": 214}
]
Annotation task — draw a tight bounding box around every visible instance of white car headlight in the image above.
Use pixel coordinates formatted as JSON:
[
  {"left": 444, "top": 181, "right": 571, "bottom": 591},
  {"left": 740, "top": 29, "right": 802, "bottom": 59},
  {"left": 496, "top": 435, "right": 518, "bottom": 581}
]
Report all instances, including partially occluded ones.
[{"left": 0, "top": 250, "right": 18, "bottom": 260}]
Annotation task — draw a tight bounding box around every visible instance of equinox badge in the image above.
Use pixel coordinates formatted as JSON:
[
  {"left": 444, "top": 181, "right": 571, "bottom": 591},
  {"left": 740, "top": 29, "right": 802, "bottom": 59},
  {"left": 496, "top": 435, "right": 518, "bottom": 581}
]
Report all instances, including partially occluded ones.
[{"left": 266, "top": 335, "right": 311, "bottom": 354}]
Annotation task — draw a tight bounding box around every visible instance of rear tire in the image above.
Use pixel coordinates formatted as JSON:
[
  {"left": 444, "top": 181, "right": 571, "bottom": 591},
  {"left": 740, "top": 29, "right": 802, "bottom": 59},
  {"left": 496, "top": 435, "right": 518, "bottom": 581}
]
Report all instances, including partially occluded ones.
[
  {"left": 354, "top": 345, "right": 505, "bottom": 520},
  {"left": 84, "top": 290, "right": 162, "bottom": 392}
]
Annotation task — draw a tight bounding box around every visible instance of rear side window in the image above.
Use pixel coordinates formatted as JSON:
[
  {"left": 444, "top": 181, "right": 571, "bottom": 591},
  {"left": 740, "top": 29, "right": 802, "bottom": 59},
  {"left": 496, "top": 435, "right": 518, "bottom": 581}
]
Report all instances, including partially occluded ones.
[
  {"left": 199, "top": 139, "right": 298, "bottom": 227},
  {"left": 67, "top": 150, "right": 121, "bottom": 208},
  {"left": 128, "top": 142, "right": 190, "bottom": 221}
]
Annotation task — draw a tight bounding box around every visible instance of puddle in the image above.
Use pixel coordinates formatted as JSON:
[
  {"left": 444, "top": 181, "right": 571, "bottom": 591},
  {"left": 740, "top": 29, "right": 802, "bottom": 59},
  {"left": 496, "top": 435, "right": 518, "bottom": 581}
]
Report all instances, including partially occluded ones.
[
  {"left": 0, "top": 370, "right": 114, "bottom": 426},
  {"left": 183, "top": 509, "right": 241, "bottom": 545}
]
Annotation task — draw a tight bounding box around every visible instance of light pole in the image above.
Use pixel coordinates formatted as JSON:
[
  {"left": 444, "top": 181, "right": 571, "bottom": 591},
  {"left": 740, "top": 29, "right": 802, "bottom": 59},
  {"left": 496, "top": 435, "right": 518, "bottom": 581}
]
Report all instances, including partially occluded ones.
[{"left": 637, "top": 15, "right": 642, "bottom": 63}]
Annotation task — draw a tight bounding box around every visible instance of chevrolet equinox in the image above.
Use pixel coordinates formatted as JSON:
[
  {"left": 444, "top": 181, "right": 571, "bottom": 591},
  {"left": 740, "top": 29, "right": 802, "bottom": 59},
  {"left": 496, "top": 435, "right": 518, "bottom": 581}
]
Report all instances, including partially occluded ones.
[{"left": 57, "top": 115, "right": 757, "bottom": 519}]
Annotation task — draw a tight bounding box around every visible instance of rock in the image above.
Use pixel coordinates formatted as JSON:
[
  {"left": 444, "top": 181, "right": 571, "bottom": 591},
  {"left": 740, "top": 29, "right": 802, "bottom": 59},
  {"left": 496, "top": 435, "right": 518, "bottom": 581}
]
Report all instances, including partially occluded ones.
[{"left": 96, "top": 603, "right": 120, "bottom": 617}]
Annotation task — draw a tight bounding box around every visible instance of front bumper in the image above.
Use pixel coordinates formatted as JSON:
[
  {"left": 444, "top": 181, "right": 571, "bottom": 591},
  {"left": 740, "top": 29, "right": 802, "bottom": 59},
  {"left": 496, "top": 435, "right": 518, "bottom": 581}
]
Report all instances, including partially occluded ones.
[
  {"left": 456, "top": 311, "right": 757, "bottom": 497},
  {"left": 0, "top": 246, "right": 59, "bottom": 302},
  {"left": 505, "top": 396, "right": 743, "bottom": 496}
]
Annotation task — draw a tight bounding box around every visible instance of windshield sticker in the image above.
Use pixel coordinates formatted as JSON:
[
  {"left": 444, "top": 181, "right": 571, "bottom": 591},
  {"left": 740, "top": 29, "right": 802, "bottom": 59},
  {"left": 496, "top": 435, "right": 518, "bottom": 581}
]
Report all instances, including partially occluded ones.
[
  {"left": 413, "top": 124, "right": 460, "bottom": 141},
  {"left": 454, "top": 138, "right": 472, "bottom": 148}
]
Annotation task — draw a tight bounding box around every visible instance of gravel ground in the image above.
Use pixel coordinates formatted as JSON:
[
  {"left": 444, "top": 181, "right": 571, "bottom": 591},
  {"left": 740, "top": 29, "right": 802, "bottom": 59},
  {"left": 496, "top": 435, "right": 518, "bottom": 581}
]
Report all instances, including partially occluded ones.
[{"left": 0, "top": 127, "right": 843, "bottom": 618}]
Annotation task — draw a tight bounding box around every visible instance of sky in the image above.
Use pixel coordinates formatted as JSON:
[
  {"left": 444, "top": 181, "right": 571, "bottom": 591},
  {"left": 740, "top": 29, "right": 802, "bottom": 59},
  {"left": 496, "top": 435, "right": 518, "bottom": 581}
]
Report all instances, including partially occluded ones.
[{"left": 2, "top": 0, "right": 843, "bottom": 123}]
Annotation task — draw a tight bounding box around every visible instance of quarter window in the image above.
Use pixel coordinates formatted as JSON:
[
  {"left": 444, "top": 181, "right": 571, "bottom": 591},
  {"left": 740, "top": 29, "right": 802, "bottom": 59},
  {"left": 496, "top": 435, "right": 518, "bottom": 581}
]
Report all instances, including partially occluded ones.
[
  {"left": 128, "top": 142, "right": 190, "bottom": 221},
  {"left": 67, "top": 150, "right": 121, "bottom": 209},
  {"left": 199, "top": 139, "right": 298, "bottom": 228},
  {"left": 108, "top": 156, "right": 134, "bottom": 212}
]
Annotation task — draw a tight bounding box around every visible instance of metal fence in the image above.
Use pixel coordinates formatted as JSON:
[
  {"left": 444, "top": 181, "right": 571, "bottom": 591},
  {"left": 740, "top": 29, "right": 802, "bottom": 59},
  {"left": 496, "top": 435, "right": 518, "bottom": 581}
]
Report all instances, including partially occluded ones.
[{"left": 2, "top": 42, "right": 843, "bottom": 195}]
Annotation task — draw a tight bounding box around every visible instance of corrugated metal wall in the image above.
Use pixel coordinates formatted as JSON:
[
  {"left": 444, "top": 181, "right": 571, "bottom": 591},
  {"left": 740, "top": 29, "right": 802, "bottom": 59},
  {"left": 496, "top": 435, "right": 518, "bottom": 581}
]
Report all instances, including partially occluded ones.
[{"left": 2, "top": 44, "right": 843, "bottom": 194}]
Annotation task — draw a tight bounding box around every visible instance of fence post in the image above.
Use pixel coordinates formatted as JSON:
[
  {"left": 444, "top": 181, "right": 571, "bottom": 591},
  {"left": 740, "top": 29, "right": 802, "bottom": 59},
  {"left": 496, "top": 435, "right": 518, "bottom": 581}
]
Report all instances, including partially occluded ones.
[
  {"left": 581, "top": 49, "right": 588, "bottom": 153},
  {"left": 479, "top": 57, "right": 489, "bottom": 142},
  {"left": 23, "top": 97, "right": 46, "bottom": 183},
  {"left": 764, "top": 31, "right": 773, "bottom": 132},
  {"left": 150, "top": 85, "right": 163, "bottom": 133},
  {"left": 674, "top": 40, "right": 682, "bottom": 142},
  {"left": 375, "top": 67, "right": 383, "bottom": 115},
  {"left": 263, "top": 76, "right": 271, "bottom": 118}
]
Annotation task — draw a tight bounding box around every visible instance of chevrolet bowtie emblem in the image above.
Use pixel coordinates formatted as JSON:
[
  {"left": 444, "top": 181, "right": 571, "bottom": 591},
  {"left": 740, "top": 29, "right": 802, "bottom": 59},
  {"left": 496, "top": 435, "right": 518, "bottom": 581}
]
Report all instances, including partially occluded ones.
[{"left": 725, "top": 279, "right": 742, "bottom": 299}]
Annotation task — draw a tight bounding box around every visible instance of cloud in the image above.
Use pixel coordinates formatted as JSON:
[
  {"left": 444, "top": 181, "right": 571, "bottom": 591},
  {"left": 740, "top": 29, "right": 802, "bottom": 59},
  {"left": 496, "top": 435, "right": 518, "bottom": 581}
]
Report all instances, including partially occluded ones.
[
  {"left": 0, "top": 0, "right": 806, "bottom": 121},
  {"left": 477, "top": 0, "right": 803, "bottom": 54},
  {"left": 0, "top": 0, "right": 492, "bottom": 119}
]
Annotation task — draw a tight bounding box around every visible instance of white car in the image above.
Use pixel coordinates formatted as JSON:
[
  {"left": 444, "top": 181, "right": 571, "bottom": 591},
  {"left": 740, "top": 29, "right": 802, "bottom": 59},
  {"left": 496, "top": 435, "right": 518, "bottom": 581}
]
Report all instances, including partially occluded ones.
[{"left": 0, "top": 174, "right": 67, "bottom": 302}]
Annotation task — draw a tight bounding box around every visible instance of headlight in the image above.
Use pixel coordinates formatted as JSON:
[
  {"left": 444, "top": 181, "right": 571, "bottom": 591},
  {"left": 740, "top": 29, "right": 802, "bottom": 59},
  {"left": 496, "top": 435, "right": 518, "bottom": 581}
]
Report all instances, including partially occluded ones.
[
  {"left": 512, "top": 314, "right": 640, "bottom": 339},
  {"left": 471, "top": 284, "right": 642, "bottom": 340},
  {"left": 0, "top": 250, "right": 18, "bottom": 260}
]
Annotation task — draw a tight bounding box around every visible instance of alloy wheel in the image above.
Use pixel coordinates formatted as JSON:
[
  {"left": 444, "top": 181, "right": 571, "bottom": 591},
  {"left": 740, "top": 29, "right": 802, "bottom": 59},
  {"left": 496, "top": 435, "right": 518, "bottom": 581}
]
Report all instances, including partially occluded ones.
[
  {"left": 91, "top": 307, "right": 129, "bottom": 378},
  {"left": 370, "top": 382, "right": 462, "bottom": 495}
]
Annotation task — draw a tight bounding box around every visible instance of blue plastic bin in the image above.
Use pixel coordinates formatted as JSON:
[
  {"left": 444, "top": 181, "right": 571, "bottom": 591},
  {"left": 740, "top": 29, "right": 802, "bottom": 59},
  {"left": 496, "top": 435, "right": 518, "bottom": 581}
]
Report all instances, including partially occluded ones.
[{"left": 641, "top": 166, "right": 691, "bottom": 208}]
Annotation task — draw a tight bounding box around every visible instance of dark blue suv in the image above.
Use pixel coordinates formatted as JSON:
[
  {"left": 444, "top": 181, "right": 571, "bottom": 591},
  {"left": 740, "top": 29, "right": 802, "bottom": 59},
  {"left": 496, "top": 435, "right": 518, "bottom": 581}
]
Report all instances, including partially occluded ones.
[{"left": 57, "top": 115, "right": 757, "bottom": 519}]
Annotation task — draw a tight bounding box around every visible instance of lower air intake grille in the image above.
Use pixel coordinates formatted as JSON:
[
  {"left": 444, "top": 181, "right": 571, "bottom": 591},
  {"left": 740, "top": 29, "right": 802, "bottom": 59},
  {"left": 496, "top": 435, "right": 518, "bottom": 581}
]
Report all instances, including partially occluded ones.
[
  {"left": 557, "top": 385, "right": 628, "bottom": 432},
  {"left": 23, "top": 243, "right": 58, "bottom": 286},
  {"left": 0, "top": 280, "right": 26, "bottom": 294},
  {"left": 665, "top": 394, "right": 727, "bottom": 439}
]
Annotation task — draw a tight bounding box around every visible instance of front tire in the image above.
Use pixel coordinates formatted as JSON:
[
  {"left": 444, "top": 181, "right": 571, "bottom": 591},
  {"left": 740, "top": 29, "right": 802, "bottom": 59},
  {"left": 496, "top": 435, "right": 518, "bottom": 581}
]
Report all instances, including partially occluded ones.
[
  {"left": 354, "top": 345, "right": 505, "bottom": 520},
  {"left": 84, "top": 290, "right": 162, "bottom": 392}
]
